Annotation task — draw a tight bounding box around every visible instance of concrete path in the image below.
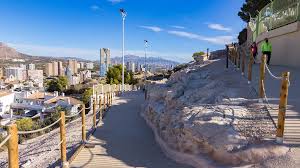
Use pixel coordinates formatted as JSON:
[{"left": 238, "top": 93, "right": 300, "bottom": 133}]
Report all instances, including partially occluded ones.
[{"left": 70, "top": 92, "right": 191, "bottom": 168}]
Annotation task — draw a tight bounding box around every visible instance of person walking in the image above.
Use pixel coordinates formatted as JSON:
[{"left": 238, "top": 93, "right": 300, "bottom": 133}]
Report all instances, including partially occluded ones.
[
  {"left": 261, "top": 38, "right": 272, "bottom": 65},
  {"left": 250, "top": 42, "right": 258, "bottom": 63}
]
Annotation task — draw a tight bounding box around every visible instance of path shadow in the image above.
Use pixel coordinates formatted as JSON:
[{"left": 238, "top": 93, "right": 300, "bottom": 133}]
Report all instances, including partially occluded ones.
[{"left": 76, "top": 91, "right": 192, "bottom": 168}]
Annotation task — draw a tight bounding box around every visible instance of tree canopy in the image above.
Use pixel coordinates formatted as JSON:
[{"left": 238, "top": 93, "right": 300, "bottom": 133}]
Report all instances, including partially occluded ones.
[
  {"left": 192, "top": 51, "right": 205, "bottom": 57},
  {"left": 82, "top": 88, "right": 93, "bottom": 104},
  {"left": 238, "top": 0, "right": 271, "bottom": 22},
  {"left": 106, "top": 65, "right": 137, "bottom": 85},
  {"left": 46, "top": 76, "right": 68, "bottom": 93}
]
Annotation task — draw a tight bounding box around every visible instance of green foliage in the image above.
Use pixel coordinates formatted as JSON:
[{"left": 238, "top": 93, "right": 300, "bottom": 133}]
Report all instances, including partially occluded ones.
[
  {"left": 238, "top": 0, "right": 271, "bottom": 22},
  {"left": 82, "top": 88, "right": 93, "bottom": 104},
  {"left": 16, "top": 118, "right": 34, "bottom": 131},
  {"left": 173, "top": 64, "right": 188, "bottom": 72},
  {"left": 47, "top": 80, "right": 63, "bottom": 92},
  {"left": 238, "top": 28, "right": 248, "bottom": 45},
  {"left": 43, "top": 111, "right": 60, "bottom": 127},
  {"left": 192, "top": 52, "right": 205, "bottom": 57},
  {"left": 58, "top": 76, "right": 68, "bottom": 89},
  {"left": 106, "top": 65, "right": 137, "bottom": 85},
  {"left": 46, "top": 76, "right": 69, "bottom": 93}
]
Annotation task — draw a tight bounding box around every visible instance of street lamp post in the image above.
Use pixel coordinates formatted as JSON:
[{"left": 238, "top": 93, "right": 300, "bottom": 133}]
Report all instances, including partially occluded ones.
[
  {"left": 120, "top": 9, "right": 126, "bottom": 93},
  {"left": 144, "top": 40, "right": 148, "bottom": 80},
  {"left": 207, "top": 48, "right": 209, "bottom": 60}
]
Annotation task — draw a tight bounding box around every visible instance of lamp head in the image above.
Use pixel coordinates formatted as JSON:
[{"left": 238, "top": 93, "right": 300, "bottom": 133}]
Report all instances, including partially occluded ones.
[{"left": 120, "top": 8, "right": 127, "bottom": 18}]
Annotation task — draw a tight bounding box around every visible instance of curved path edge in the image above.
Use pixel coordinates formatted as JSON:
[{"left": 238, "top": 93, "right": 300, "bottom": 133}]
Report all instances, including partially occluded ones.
[{"left": 140, "top": 111, "right": 216, "bottom": 168}]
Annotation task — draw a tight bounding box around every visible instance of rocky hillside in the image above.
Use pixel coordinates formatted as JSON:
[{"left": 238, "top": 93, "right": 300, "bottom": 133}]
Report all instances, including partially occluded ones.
[
  {"left": 142, "top": 59, "right": 297, "bottom": 168},
  {"left": 0, "top": 42, "right": 23, "bottom": 59}
]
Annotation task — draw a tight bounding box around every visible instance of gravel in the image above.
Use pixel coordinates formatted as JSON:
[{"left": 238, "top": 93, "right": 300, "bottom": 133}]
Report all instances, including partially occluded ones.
[{"left": 0, "top": 111, "right": 95, "bottom": 168}]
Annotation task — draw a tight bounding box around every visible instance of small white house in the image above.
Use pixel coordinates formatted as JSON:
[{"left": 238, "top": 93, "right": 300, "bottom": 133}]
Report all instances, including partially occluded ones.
[{"left": 0, "top": 91, "right": 15, "bottom": 116}]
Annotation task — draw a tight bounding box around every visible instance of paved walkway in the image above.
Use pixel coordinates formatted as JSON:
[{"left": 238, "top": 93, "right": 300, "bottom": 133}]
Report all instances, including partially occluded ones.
[{"left": 70, "top": 92, "right": 191, "bottom": 168}]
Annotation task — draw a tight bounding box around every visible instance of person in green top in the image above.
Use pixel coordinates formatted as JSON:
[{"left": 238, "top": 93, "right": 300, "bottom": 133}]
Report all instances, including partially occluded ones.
[{"left": 261, "top": 38, "right": 272, "bottom": 65}]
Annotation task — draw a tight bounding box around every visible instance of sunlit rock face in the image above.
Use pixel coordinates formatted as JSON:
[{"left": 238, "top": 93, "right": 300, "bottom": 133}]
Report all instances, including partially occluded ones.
[{"left": 142, "top": 60, "right": 289, "bottom": 167}]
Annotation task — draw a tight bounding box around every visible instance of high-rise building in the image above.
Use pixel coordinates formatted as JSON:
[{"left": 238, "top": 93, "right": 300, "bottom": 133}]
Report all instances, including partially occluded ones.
[
  {"left": 68, "top": 59, "right": 78, "bottom": 75},
  {"left": 27, "top": 70, "right": 44, "bottom": 87},
  {"left": 86, "top": 62, "right": 94, "bottom": 70},
  {"left": 45, "top": 63, "right": 53, "bottom": 77},
  {"left": 45, "top": 61, "right": 64, "bottom": 77},
  {"left": 130, "top": 62, "right": 135, "bottom": 73},
  {"left": 126, "top": 62, "right": 136, "bottom": 73},
  {"left": 100, "top": 48, "right": 111, "bottom": 77},
  {"left": 80, "top": 70, "right": 92, "bottom": 82},
  {"left": 28, "top": 63, "right": 35, "bottom": 70},
  {"left": 5, "top": 67, "right": 24, "bottom": 81},
  {"left": 19, "top": 64, "right": 26, "bottom": 70},
  {"left": 52, "top": 61, "right": 58, "bottom": 76},
  {"left": 58, "top": 61, "right": 64, "bottom": 76},
  {"left": 79, "top": 62, "right": 85, "bottom": 69},
  {"left": 0, "top": 68, "right": 3, "bottom": 79}
]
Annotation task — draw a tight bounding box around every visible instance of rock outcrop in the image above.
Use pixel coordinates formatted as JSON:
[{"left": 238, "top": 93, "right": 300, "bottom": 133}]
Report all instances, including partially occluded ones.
[{"left": 142, "top": 59, "right": 289, "bottom": 167}]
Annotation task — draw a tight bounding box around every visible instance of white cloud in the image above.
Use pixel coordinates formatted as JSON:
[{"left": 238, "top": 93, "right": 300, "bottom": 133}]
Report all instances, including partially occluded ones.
[
  {"left": 171, "top": 25, "right": 185, "bottom": 29},
  {"left": 90, "top": 5, "right": 100, "bottom": 11},
  {"left": 139, "top": 26, "right": 163, "bottom": 32},
  {"left": 167, "top": 30, "right": 235, "bottom": 45},
  {"left": 207, "top": 23, "right": 232, "bottom": 32},
  {"left": 107, "top": 0, "right": 124, "bottom": 4}
]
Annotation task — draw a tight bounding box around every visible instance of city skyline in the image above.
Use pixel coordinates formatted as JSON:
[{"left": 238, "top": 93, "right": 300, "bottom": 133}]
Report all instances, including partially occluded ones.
[{"left": 0, "top": 0, "right": 245, "bottom": 63}]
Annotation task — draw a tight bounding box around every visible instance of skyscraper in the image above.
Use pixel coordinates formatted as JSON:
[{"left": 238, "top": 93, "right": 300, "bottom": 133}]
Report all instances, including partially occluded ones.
[
  {"left": 68, "top": 59, "right": 78, "bottom": 75},
  {"left": 45, "top": 63, "right": 53, "bottom": 76},
  {"left": 58, "top": 61, "right": 64, "bottom": 76},
  {"left": 28, "top": 63, "right": 35, "bottom": 70},
  {"left": 100, "top": 48, "right": 111, "bottom": 77},
  {"left": 5, "top": 67, "right": 24, "bottom": 81},
  {"left": 52, "top": 61, "right": 58, "bottom": 76}
]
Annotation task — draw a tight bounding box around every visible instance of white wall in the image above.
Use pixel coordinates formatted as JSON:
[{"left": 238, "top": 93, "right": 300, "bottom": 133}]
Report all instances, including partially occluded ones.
[
  {"left": 0, "top": 93, "right": 15, "bottom": 116},
  {"left": 255, "top": 21, "right": 300, "bottom": 67}
]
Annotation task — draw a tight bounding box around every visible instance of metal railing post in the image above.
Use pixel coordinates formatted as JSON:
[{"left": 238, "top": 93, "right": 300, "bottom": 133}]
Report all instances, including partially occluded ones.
[
  {"left": 8, "top": 124, "right": 19, "bottom": 168},
  {"left": 276, "top": 72, "right": 290, "bottom": 143},
  {"left": 59, "top": 111, "right": 68, "bottom": 167}
]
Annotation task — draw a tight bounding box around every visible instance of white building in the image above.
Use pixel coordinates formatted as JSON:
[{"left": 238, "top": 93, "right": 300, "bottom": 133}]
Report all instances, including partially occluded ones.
[
  {"left": 19, "top": 64, "right": 26, "bottom": 70},
  {"left": 80, "top": 70, "right": 92, "bottom": 82},
  {"left": 28, "top": 64, "right": 35, "bottom": 70},
  {"left": 79, "top": 62, "right": 85, "bottom": 69},
  {"left": 11, "top": 91, "right": 82, "bottom": 119},
  {"left": 130, "top": 62, "right": 135, "bottom": 73},
  {"left": 86, "top": 62, "right": 94, "bottom": 70},
  {"left": 5, "top": 67, "right": 24, "bottom": 82},
  {"left": 27, "top": 70, "right": 44, "bottom": 88},
  {"left": 0, "top": 91, "right": 15, "bottom": 116}
]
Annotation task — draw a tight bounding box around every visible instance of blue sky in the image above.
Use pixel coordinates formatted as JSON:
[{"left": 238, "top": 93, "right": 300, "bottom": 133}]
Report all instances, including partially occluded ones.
[{"left": 0, "top": 0, "right": 245, "bottom": 62}]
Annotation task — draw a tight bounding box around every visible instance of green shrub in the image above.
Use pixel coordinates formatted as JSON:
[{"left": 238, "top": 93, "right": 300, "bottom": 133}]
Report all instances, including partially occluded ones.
[{"left": 16, "top": 118, "right": 34, "bottom": 131}]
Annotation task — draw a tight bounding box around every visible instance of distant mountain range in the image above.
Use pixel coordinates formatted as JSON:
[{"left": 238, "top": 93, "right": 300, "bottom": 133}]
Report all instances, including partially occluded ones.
[
  {"left": 0, "top": 43, "right": 95, "bottom": 63},
  {"left": 111, "top": 55, "right": 179, "bottom": 67},
  {"left": 0, "top": 42, "right": 179, "bottom": 65}
]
